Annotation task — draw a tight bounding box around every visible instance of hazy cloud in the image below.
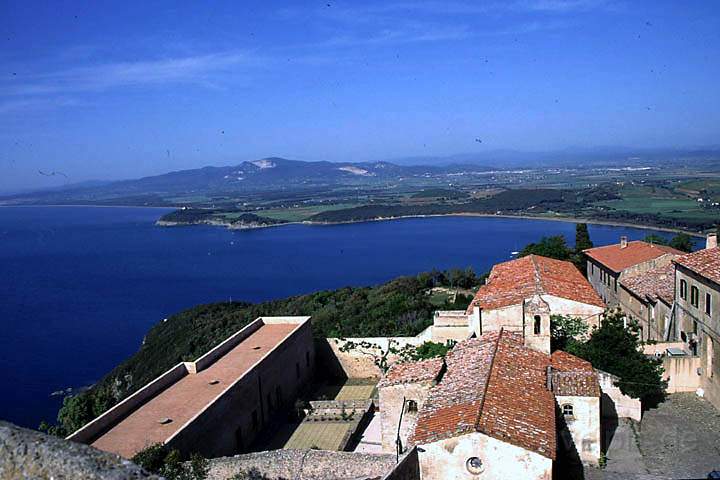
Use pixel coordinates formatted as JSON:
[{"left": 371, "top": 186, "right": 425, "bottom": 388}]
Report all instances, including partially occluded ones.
[{"left": 1, "top": 52, "right": 256, "bottom": 98}]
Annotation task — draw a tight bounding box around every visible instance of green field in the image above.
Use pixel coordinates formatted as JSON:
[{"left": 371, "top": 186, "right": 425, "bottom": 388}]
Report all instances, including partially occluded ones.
[
  {"left": 256, "top": 203, "right": 361, "bottom": 222},
  {"left": 595, "top": 185, "right": 718, "bottom": 223}
]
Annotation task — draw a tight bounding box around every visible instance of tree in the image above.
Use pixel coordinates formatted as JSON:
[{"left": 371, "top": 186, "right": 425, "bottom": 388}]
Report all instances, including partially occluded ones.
[
  {"left": 643, "top": 234, "right": 667, "bottom": 245},
  {"left": 550, "top": 315, "right": 588, "bottom": 352},
  {"left": 574, "top": 223, "right": 593, "bottom": 251},
  {"left": 411, "top": 341, "right": 451, "bottom": 360},
  {"left": 566, "top": 310, "right": 666, "bottom": 404},
  {"left": 132, "top": 444, "right": 209, "bottom": 480},
  {"left": 669, "top": 233, "right": 694, "bottom": 253},
  {"left": 519, "top": 235, "right": 572, "bottom": 261}
]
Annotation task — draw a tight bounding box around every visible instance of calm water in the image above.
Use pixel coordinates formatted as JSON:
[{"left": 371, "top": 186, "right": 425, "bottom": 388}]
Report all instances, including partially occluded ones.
[{"left": 0, "top": 206, "right": 673, "bottom": 428}]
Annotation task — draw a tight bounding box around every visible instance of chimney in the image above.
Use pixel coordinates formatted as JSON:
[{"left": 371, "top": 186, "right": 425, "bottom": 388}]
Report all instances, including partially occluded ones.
[
  {"left": 546, "top": 365, "right": 553, "bottom": 391},
  {"left": 707, "top": 233, "right": 718, "bottom": 250},
  {"left": 620, "top": 236, "right": 628, "bottom": 249}
]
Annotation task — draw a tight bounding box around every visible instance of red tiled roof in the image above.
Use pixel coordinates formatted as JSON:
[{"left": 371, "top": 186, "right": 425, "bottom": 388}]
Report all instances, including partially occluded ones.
[
  {"left": 466, "top": 255, "right": 604, "bottom": 313},
  {"left": 410, "top": 331, "right": 557, "bottom": 459},
  {"left": 584, "top": 241, "right": 682, "bottom": 273},
  {"left": 674, "top": 247, "right": 720, "bottom": 286},
  {"left": 550, "top": 350, "right": 600, "bottom": 397},
  {"left": 378, "top": 357, "right": 444, "bottom": 388},
  {"left": 620, "top": 264, "right": 675, "bottom": 305}
]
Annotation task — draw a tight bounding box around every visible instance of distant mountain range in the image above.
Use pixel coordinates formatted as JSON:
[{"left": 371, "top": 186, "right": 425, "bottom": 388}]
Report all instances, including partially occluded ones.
[
  {"left": 0, "top": 158, "right": 498, "bottom": 206},
  {"left": 2, "top": 147, "right": 719, "bottom": 206}
]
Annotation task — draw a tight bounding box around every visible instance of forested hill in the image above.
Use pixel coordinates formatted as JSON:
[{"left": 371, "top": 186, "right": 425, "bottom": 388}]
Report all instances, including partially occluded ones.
[{"left": 48, "top": 269, "right": 477, "bottom": 436}]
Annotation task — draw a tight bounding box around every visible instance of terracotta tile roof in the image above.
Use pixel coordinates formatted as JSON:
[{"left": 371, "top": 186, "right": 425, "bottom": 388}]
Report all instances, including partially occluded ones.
[
  {"left": 466, "top": 255, "right": 604, "bottom": 313},
  {"left": 550, "top": 351, "right": 601, "bottom": 397},
  {"left": 620, "top": 264, "right": 675, "bottom": 305},
  {"left": 378, "top": 357, "right": 444, "bottom": 388},
  {"left": 411, "top": 331, "right": 557, "bottom": 460},
  {"left": 584, "top": 241, "right": 682, "bottom": 273},
  {"left": 674, "top": 247, "right": 720, "bottom": 287}
]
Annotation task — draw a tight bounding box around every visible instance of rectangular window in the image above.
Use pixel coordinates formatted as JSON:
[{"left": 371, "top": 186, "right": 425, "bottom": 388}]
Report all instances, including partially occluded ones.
[
  {"left": 614, "top": 278, "right": 617, "bottom": 293},
  {"left": 706, "top": 293, "right": 712, "bottom": 316},
  {"left": 691, "top": 286, "right": 699, "bottom": 308},
  {"left": 680, "top": 280, "right": 687, "bottom": 300}
]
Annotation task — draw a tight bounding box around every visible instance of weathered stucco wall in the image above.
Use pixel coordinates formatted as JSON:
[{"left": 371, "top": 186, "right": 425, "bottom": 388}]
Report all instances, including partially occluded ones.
[
  {"left": 556, "top": 396, "right": 600, "bottom": 465},
  {"left": 319, "top": 337, "right": 425, "bottom": 379},
  {"left": 596, "top": 369, "right": 641, "bottom": 422},
  {"left": 416, "top": 432, "right": 552, "bottom": 480},
  {"left": 662, "top": 355, "right": 701, "bottom": 393},
  {"left": 543, "top": 295, "right": 604, "bottom": 330},
  {"left": 379, "top": 381, "right": 434, "bottom": 453}
]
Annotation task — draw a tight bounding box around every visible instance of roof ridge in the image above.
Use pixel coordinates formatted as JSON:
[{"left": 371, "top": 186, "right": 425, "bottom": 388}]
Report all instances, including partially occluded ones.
[
  {"left": 530, "top": 254, "right": 544, "bottom": 296},
  {"left": 473, "top": 328, "right": 502, "bottom": 433}
]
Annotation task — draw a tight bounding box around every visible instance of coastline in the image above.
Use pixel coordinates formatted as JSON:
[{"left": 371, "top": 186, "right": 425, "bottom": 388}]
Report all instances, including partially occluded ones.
[{"left": 156, "top": 211, "right": 707, "bottom": 238}]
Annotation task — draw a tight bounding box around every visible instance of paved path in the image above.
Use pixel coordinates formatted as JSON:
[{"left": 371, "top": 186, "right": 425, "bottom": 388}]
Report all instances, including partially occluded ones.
[
  {"left": 638, "top": 393, "right": 720, "bottom": 479},
  {"left": 603, "top": 419, "right": 648, "bottom": 475}
]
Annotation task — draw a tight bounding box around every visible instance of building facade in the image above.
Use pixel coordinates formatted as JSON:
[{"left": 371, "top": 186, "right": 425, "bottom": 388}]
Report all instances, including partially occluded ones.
[
  {"left": 673, "top": 235, "right": 720, "bottom": 411},
  {"left": 617, "top": 264, "right": 675, "bottom": 342}
]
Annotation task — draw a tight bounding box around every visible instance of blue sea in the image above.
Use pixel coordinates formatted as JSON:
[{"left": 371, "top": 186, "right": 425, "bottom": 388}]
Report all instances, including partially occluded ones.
[{"left": 0, "top": 206, "right": 675, "bottom": 428}]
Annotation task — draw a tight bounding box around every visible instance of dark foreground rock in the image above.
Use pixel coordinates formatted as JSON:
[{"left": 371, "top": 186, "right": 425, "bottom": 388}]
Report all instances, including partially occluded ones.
[{"left": 0, "top": 421, "right": 160, "bottom": 480}]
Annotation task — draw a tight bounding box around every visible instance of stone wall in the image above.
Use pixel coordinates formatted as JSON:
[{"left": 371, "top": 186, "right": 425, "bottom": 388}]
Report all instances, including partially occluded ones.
[
  {"left": 205, "top": 449, "right": 397, "bottom": 480},
  {"left": 0, "top": 421, "right": 159, "bottom": 480},
  {"left": 379, "top": 381, "right": 434, "bottom": 453}
]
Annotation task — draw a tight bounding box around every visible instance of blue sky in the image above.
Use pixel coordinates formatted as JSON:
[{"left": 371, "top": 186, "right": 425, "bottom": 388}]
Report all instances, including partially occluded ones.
[{"left": 1, "top": 0, "right": 719, "bottom": 191}]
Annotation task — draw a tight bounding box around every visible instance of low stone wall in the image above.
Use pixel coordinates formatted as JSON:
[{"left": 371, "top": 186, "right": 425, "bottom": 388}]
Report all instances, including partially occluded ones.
[
  {"left": 0, "top": 421, "right": 159, "bottom": 480},
  {"left": 205, "top": 449, "right": 397, "bottom": 480}
]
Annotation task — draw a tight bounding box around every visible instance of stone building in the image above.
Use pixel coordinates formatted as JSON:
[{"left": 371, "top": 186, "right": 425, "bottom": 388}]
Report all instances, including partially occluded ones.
[
  {"left": 68, "top": 316, "right": 315, "bottom": 459},
  {"left": 465, "top": 255, "right": 605, "bottom": 353},
  {"left": 584, "top": 237, "right": 681, "bottom": 307},
  {"left": 673, "top": 233, "right": 720, "bottom": 411},
  {"left": 377, "top": 357, "right": 444, "bottom": 453},
  {"left": 617, "top": 264, "right": 675, "bottom": 342},
  {"left": 377, "top": 330, "right": 602, "bottom": 480}
]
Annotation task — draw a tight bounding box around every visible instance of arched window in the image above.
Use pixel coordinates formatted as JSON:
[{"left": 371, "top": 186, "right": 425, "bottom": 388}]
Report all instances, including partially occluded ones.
[
  {"left": 406, "top": 400, "right": 418, "bottom": 413},
  {"left": 562, "top": 404, "right": 574, "bottom": 417},
  {"left": 534, "top": 315, "right": 542, "bottom": 335}
]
